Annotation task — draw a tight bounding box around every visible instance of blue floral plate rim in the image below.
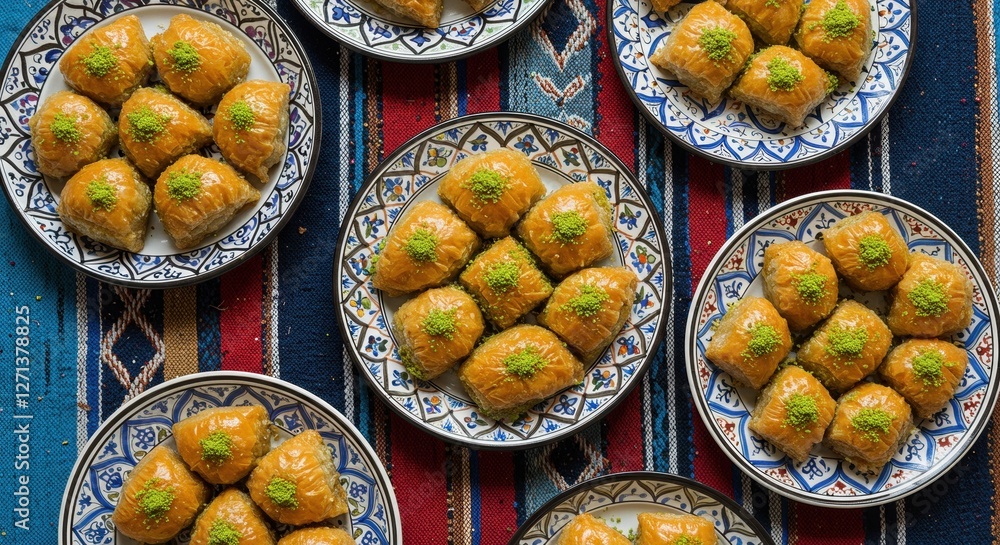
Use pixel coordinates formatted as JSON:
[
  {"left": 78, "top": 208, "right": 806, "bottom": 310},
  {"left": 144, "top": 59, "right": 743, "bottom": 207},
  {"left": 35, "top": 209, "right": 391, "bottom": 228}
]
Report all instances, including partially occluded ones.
[
  {"left": 684, "top": 189, "right": 1000, "bottom": 508},
  {"left": 508, "top": 470, "right": 775, "bottom": 544},
  {"left": 0, "top": 0, "right": 321, "bottom": 288},
  {"left": 57, "top": 371, "right": 402, "bottom": 545},
  {"left": 333, "top": 111, "right": 672, "bottom": 450},
  {"left": 606, "top": 0, "right": 918, "bottom": 170}
]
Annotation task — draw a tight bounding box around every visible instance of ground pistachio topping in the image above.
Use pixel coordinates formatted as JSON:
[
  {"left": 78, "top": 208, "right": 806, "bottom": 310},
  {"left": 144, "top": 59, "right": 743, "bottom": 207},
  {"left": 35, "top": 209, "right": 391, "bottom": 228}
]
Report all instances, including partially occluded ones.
[
  {"left": 404, "top": 228, "right": 438, "bottom": 263},
  {"left": 907, "top": 279, "right": 948, "bottom": 317},
  {"left": 85, "top": 178, "right": 117, "bottom": 211},
  {"left": 826, "top": 72, "right": 840, "bottom": 94},
  {"left": 822, "top": 0, "right": 861, "bottom": 39},
  {"left": 698, "top": 26, "right": 737, "bottom": 63},
  {"left": 167, "top": 40, "right": 201, "bottom": 72},
  {"left": 265, "top": 477, "right": 298, "bottom": 509},
  {"left": 421, "top": 308, "right": 457, "bottom": 339},
  {"left": 783, "top": 393, "right": 820, "bottom": 431},
  {"left": 674, "top": 536, "right": 704, "bottom": 545},
  {"left": 166, "top": 169, "right": 202, "bottom": 202},
  {"left": 548, "top": 210, "right": 588, "bottom": 243},
  {"left": 765, "top": 56, "right": 804, "bottom": 92},
  {"left": 51, "top": 112, "right": 82, "bottom": 143},
  {"left": 199, "top": 430, "right": 234, "bottom": 464},
  {"left": 562, "top": 284, "right": 609, "bottom": 317},
  {"left": 912, "top": 350, "right": 949, "bottom": 387},
  {"left": 851, "top": 407, "right": 894, "bottom": 442},
  {"left": 794, "top": 267, "right": 828, "bottom": 304},
  {"left": 742, "top": 323, "right": 782, "bottom": 359},
  {"left": 81, "top": 45, "right": 117, "bottom": 77},
  {"left": 462, "top": 168, "right": 507, "bottom": 203},
  {"left": 207, "top": 519, "right": 242, "bottom": 545},
  {"left": 134, "top": 478, "right": 174, "bottom": 524},
  {"left": 825, "top": 326, "right": 868, "bottom": 359},
  {"left": 857, "top": 234, "right": 892, "bottom": 269},
  {"left": 227, "top": 100, "right": 256, "bottom": 131},
  {"left": 503, "top": 346, "right": 547, "bottom": 378},
  {"left": 484, "top": 260, "right": 520, "bottom": 293},
  {"left": 127, "top": 106, "right": 170, "bottom": 143}
]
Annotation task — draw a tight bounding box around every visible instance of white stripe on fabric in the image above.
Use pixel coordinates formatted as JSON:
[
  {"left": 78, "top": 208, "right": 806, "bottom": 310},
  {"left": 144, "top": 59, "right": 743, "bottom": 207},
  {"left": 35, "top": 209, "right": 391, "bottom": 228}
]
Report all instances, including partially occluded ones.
[
  {"left": 769, "top": 491, "right": 782, "bottom": 545},
  {"left": 986, "top": 5, "right": 1000, "bottom": 283},
  {"left": 868, "top": 133, "right": 874, "bottom": 190},
  {"left": 879, "top": 504, "right": 887, "bottom": 545},
  {"left": 662, "top": 141, "right": 678, "bottom": 474},
  {"left": 896, "top": 499, "right": 906, "bottom": 544},
  {"left": 635, "top": 117, "right": 655, "bottom": 471},
  {"left": 741, "top": 473, "right": 753, "bottom": 514},
  {"left": 339, "top": 51, "right": 355, "bottom": 422},
  {"left": 269, "top": 243, "right": 280, "bottom": 378},
  {"left": 731, "top": 170, "right": 744, "bottom": 227},
  {"left": 881, "top": 117, "right": 891, "bottom": 193},
  {"left": 757, "top": 172, "right": 769, "bottom": 215},
  {"left": 76, "top": 273, "right": 88, "bottom": 450}
]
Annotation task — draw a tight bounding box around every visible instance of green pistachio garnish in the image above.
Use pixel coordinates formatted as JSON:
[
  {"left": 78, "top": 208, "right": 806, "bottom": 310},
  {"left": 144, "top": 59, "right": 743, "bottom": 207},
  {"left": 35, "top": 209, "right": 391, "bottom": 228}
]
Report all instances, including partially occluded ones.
[
  {"left": 167, "top": 40, "right": 201, "bottom": 72},
  {"left": 166, "top": 170, "right": 202, "bottom": 202},
  {"left": 421, "top": 309, "right": 457, "bottom": 339},
  {"left": 783, "top": 394, "right": 820, "bottom": 431},
  {"left": 698, "top": 27, "right": 737, "bottom": 63},
  {"left": 81, "top": 45, "right": 117, "bottom": 77},
  {"left": 126, "top": 106, "right": 170, "bottom": 143},
  {"left": 199, "top": 431, "right": 233, "bottom": 464},
  {"left": 503, "top": 346, "right": 547, "bottom": 378},
  {"left": 562, "top": 285, "right": 609, "bottom": 317},
  {"left": 85, "top": 178, "right": 117, "bottom": 211},
  {"left": 765, "top": 56, "right": 804, "bottom": 92},
  {"left": 404, "top": 228, "right": 438, "bottom": 263},
  {"left": 857, "top": 235, "right": 892, "bottom": 269},
  {"left": 462, "top": 168, "right": 507, "bottom": 203},
  {"left": 265, "top": 477, "right": 298, "bottom": 509},
  {"left": 548, "top": 210, "right": 588, "bottom": 244},
  {"left": 908, "top": 279, "right": 948, "bottom": 317},
  {"left": 134, "top": 478, "right": 174, "bottom": 524},
  {"left": 821, "top": 0, "right": 861, "bottom": 40},
  {"left": 227, "top": 100, "right": 256, "bottom": 131},
  {"left": 825, "top": 326, "right": 868, "bottom": 359},
  {"left": 851, "top": 407, "right": 894, "bottom": 442},
  {"left": 742, "top": 323, "right": 782, "bottom": 359},
  {"left": 207, "top": 519, "right": 242, "bottom": 545},
  {"left": 51, "top": 112, "right": 82, "bottom": 143},
  {"left": 912, "top": 350, "right": 950, "bottom": 387},
  {"left": 794, "top": 268, "right": 828, "bottom": 304},
  {"left": 484, "top": 261, "right": 520, "bottom": 293}
]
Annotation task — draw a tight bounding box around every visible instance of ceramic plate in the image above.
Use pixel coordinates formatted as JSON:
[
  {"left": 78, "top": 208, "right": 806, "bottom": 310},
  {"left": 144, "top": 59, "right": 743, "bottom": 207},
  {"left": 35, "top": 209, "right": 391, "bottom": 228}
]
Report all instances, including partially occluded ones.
[
  {"left": 509, "top": 471, "right": 773, "bottom": 544},
  {"left": 334, "top": 112, "right": 670, "bottom": 449},
  {"left": 686, "top": 190, "right": 1000, "bottom": 507},
  {"left": 608, "top": 0, "right": 915, "bottom": 169},
  {"left": 291, "top": 0, "right": 548, "bottom": 63},
  {"left": 59, "top": 372, "right": 401, "bottom": 545},
  {"left": 0, "top": 0, "right": 320, "bottom": 287}
]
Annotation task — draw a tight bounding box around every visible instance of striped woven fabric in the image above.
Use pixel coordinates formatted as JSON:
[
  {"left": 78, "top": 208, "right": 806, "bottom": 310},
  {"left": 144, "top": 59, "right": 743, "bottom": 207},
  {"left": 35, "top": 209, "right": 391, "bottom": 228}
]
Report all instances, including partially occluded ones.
[{"left": 0, "top": 0, "right": 997, "bottom": 543}]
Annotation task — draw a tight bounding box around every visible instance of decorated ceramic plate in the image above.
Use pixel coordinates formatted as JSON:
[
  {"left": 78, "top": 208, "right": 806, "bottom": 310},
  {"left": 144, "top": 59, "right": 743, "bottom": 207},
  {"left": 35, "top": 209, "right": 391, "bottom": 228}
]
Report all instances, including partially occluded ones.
[
  {"left": 59, "top": 371, "right": 401, "bottom": 544},
  {"left": 686, "top": 190, "right": 1000, "bottom": 507},
  {"left": 608, "top": 0, "right": 915, "bottom": 169},
  {"left": 509, "top": 471, "right": 773, "bottom": 544},
  {"left": 334, "top": 112, "right": 670, "bottom": 449},
  {"left": 0, "top": 0, "right": 320, "bottom": 287},
  {"left": 291, "top": 0, "right": 548, "bottom": 63}
]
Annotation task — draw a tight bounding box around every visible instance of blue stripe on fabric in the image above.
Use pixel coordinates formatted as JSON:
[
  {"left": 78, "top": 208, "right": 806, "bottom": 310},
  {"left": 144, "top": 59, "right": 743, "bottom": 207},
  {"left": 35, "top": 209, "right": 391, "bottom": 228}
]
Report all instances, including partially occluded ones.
[
  {"left": 456, "top": 61, "right": 468, "bottom": 117},
  {"left": 669, "top": 145, "right": 696, "bottom": 478},
  {"left": 351, "top": 51, "right": 372, "bottom": 437},
  {"left": 469, "top": 451, "right": 482, "bottom": 545},
  {"left": 196, "top": 279, "right": 221, "bottom": 372},
  {"left": 85, "top": 277, "right": 101, "bottom": 436},
  {"left": 849, "top": 133, "right": 871, "bottom": 190}
]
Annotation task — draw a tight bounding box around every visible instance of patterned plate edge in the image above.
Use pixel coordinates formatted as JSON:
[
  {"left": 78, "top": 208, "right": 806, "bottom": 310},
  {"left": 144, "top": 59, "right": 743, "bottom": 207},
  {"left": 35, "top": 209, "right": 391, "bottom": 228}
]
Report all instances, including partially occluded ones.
[
  {"left": 605, "top": 1, "right": 919, "bottom": 171},
  {"left": 683, "top": 189, "right": 1000, "bottom": 507},
  {"left": 0, "top": 0, "right": 322, "bottom": 288},
  {"left": 56, "top": 371, "right": 402, "bottom": 544},
  {"left": 332, "top": 111, "right": 672, "bottom": 450},
  {"left": 506, "top": 470, "right": 776, "bottom": 545}
]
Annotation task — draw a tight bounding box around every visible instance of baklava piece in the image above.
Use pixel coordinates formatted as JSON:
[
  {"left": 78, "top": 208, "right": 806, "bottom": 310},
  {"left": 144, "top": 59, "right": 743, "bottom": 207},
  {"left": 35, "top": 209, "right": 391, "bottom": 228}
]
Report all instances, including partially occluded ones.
[
  {"left": 556, "top": 513, "right": 631, "bottom": 545},
  {"left": 878, "top": 339, "right": 969, "bottom": 419},
  {"left": 795, "top": 0, "right": 872, "bottom": 82},
  {"left": 458, "top": 236, "right": 553, "bottom": 329},
  {"left": 59, "top": 14, "right": 153, "bottom": 106},
  {"left": 749, "top": 365, "right": 837, "bottom": 462},
  {"left": 635, "top": 512, "right": 717, "bottom": 545},
  {"left": 278, "top": 527, "right": 355, "bottom": 545},
  {"left": 822, "top": 210, "right": 908, "bottom": 291},
  {"left": 29, "top": 91, "right": 116, "bottom": 178},
  {"left": 118, "top": 87, "right": 213, "bottom": 179},
  {"left": 729, "top": 45, "right": 835, "bottom": 127},
  {"left": 796, "top": 300, "right": 891, "bottom": 393},
  {"left": 56, "top": 158, "right": 151, "bottom": 253},
  {"left": 887, "top": 253, "right": 974, "bottom": 338},
  {"left": 215, "top": 80, "right": 291, "bottom": 183},
  {"left": 761, "top": 240, "right": 839, "bottom": 331},
  {"left": 725, "top": 0, "right": 804, "bottom": 45},
  {"left": 394, "top": 285, "right": 485, "bottom": 381},
  {"left": 825, "top": 382, "right": 913, "bottom": 474},
  {"left": 189, "top": 489, "right": 275, "bottom": 545},
  {"left": 171, "top": 405, "right": 272, "bottom": 485},
  {"left": 704, "top": 296, "right": 792, "bottom": 390}
]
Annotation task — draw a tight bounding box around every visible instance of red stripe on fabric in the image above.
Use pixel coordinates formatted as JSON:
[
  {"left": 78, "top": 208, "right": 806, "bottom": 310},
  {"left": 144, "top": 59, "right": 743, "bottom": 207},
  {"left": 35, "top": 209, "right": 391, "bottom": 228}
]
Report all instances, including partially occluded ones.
[
  {"left": 687, "top": 156, "right": 727, "bottom": 291},
  {"left": 605, "top": 387, "right": 645, "bottom": 471},
  {"left": 477, "top": 451, "right": 517, "bottom": 543},
  {"left": 382, "top": 64, "right": 437, "bottom": 152},
  {"left": 389, "top": 413, "right": 449, "bottom": 539},
  {"left": 220, "top": 254, "right": 263, "bottom": 373},
  {"left": 465, "top": 49, "right": 501, "bottom": 114},
  {"left": 593, "top": 0, "right": 636, "bottom": 168},
  {"left": 692, "top": 406, "right": 735, "bottom": 498},
  {"left": 781, "top": 151, "right": 852, "bottom": 200},
  {"left": 793, "top": 504, "right": 864, "bottom": 544}
]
